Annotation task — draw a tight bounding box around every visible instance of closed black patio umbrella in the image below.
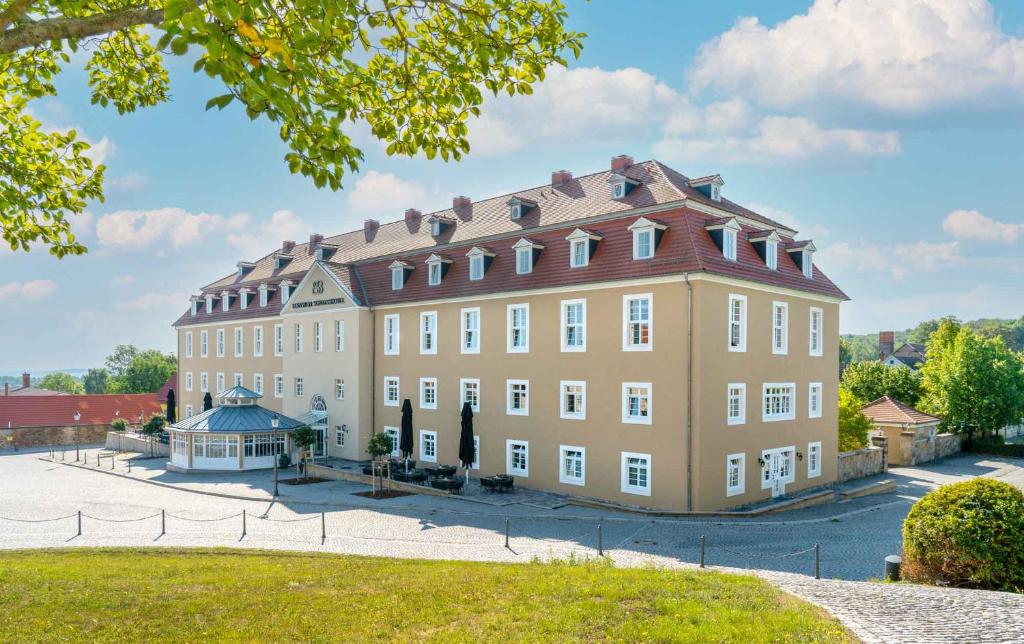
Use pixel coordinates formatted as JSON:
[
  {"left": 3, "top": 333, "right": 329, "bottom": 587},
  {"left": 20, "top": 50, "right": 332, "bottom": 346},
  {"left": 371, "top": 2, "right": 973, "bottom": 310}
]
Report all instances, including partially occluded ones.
[
  {"left": 400, "top": 398, "right": 414, "bottom": 470},
  {"left": 459, "top": 402, "right": 475, "bottom": 484},
  {"left": 166, "top": 389, "right": 177, "bottom": 424},
  {"left": 203, "top": 392, "right": 213, "bottom": 411}
]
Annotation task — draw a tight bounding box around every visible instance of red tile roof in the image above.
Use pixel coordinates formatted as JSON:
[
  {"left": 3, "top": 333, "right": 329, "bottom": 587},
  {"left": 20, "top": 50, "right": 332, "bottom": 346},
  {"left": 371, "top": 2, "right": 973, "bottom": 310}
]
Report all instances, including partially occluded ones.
[
  {"left": 860, "top": 396, "right": 941, "bottom": 425},
  {"left": 0, "top": 394, "right": 164, "bottom": 429},
  {"left": 156, "top": 373, "right": 177, "bottom": 402}
]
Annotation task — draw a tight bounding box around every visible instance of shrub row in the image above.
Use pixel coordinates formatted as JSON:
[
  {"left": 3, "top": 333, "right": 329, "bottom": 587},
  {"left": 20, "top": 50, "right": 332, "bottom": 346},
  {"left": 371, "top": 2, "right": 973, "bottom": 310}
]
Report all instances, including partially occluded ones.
[{"left": 966, "top": 440, "right": 1024, "bottom": 458}]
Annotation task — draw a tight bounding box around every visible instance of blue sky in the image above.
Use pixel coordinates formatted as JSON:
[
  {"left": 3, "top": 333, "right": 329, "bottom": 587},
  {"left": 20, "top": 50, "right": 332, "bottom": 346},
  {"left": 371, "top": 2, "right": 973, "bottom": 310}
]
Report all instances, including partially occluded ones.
[{"left": 3, "top": 0, "right": 1024, "bottom": 371}]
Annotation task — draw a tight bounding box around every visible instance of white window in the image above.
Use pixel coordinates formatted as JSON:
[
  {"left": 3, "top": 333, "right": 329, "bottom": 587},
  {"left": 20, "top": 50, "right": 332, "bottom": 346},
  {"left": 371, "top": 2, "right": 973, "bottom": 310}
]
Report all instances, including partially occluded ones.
[
  {"left": 506, "top": 379, "right": 529, "bottom": 416},
  {"left": 621, "top": 452, "right": 651, "bottom": 496},
  {"left": 559, "top": 445, "right": 586, "bottom": 486},
  {"left": 274, "top": 374, "right": 284, "bottom": 398},
  {"left": 185, "top": 372, "right": 194, "bottom": 392},
  {"left": 384, "top": 314, "right": 400, "bottom": 355},
  {"left": 808, "top": 382, "right": 823, "bottom": 418},
  {"left": 570, "top": 239, "right": 588, "bottom": 268},
  {"left": 634, "top": 229, "right": 653, "bottom": 260},
  {"left": 294, "top": 377, "right": 304, "bottom": 397},
  {"left": 185, "top": 405, "right": 194, "bottom": 419},
  {"left": 335, "top": 378, "right": 345, "bottom": 401},
  {"left": 803, "top": 251, "right": 814, "bottom": 279},
  {"left": 274, "top": 324, "right": 284, "bottom": 356},
  {"left": 460, "top": 378, "right": 480, "bottom": 413},
  {"left": 766, "top": 239, "right": 778, "bottom": 271},
  {"left": 420, "top": 377, "right": 438, "bottom": 410},
  {"left": 233, "top": 372, "right": 243, "bottom": 387},
  {"left": 809, "top": 308, "right": 823, "bottom": 357},
  {"left": 711, "top": 183, "right": 721, "bottom": 202},
  {"left": 383, "top": 427, "right": 401, "bottom": 458},
  {"left": 259, "top": 285, "right": 269, "bottom": 307},
  {"left": 184, "top": 332, "right": 193, "bottom": 358},
  {"left": 294, "top": 323, "right": 304, "bottom": 353},
  {"left": 216, "top": 372, "right": 225, "bottom": 393},
  {"left": 560, "top": 381, "right": 586, "bottom": 420},
  {"left": 314, "top": 321, "right": 323, "bottom": 352},
  {"left": 205, "top": 296, "right": 214, "bottom": 315},
  {"left": 469, "top": 254, "right": 484, "bottom": 281},
  {"left": 414, "top": 430, "right": 435, "bottom": 463},
  {"left": 428, "top": 261, "right": 442, "bottom": 286},
  {"left": 234, "top": 327, "right": 243, "bottom": 357},
  {"left": 622, "top": 382, "right": 652, "bottom": 425},
  {"left": 772, "top": 302, "right": 788, "bottom": 355},
  {"left": 200, "top": 330, "right": 208, "bottom": 357},
  {"left": 723, "top": 228, "right": 737, "bottom": 261},
  {"left": 253, "top": 373, "right": 263, "bottom": 395},
  {"left": 253, "top": 326, "right": 263, "bottom": 357},
  {"left": 461, "top": 307, "right": 480, "bottom": 354},
  {"left": 727, "top": 453, "right": 745, "bottom": 497},
  {"left": 727, "top": 383, "right": 746, "bottom": 425},
  {"left": 728, "top": 294, "right": 747, "bottom": 352},
  {"left": 561, "top": 299, "right": 586, "bottom": 352},
  {"left": 420, "top": 312, "right": 437, "bottom": 355},
  {"left": 808, "top": 442, "right": 822, "bottom": 478},
  {"left": 515, "top": 247, "right": 533, "bottom": 275},
  {"left": 216, "top": 329, "right": 225, "bottom": 357},
  {"left": 384, "top": 377, "right": 400, "bottom": 406},
  {"left": 200, "top": 372, "right": 208, "bottom": 392},
  {"left": 506, "top": 303, "right": 529, "bottom": 353},
  {"left": 623, "top": 294, "right": 653, "bottom": 351},
  {"left": 222, "top": 293, "right": 230, "bottom": 312},
  {"left": 761, "top": 448, "right": 796, "bottom": 487},
  {"left": 335, "top": 320, "right": 345, "bottom": 352},
  {"left": 281, "top": 282, "right": 292, "bottom": 304},
  {"left": 391, "top": 265, "right": 404, "bottom": 290},
  {"left": 335, "top": 426, "right": 345, "bottom": 447},
  {"left": 471, "top": 436, "right": 480, "bottom": 470},
  {"left": 506, "top": 440, "right": 529, "bottom": 477},
  {"left": 763, "top": 383, "right": 796, "bottom": 422}
]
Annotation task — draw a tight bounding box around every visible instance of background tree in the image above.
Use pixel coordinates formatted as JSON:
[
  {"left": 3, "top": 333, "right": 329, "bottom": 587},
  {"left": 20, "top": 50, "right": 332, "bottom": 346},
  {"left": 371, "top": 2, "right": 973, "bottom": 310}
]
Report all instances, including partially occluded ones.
[
  {"left": 840, "top": 360, "right": 922, "bottom": 406},
  {"left": 104, "top": 344, "right": 140, "bottom": 378},
  {"left": 140, "top": 413, "right": 166, "bottom": 436},
  {"left": 0, "top": 0, "right": 584, "bottom": 256},
  {"left": 838, "top": 389, "right": 873, "bottom": 452},
  {"left": 838, "top": 337, "right": 852, "bottom": 374},
  {"left": 110, "top": 349, "right": 176, "bottom": 393},
  {"left": 83, "top": 368, "right": 109, "bottom": 394},
  {"left": 37, "top": 371, "right": 83, "bottom": 394}
]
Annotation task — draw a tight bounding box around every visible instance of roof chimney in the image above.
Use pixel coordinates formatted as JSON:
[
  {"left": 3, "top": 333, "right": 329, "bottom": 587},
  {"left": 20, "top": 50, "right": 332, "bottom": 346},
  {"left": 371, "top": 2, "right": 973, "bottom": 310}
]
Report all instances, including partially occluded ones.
[
  {"left": 281, "top": 240, "right": 296, "bottom": 254},
  {"left": 363, "top": 219, "right": 380, "bottom": 240},
  {"left": 453, "top": 196, "right": 471, "bottom": 210},
  {"left": 879, "top": 331, "right": 895, "bottom": 360},
  {"left": 611, "top": 155, "right": 634, "bottom": 172},
  {"left": 22, "top": 372, "right": 30, "bottom": 388},
  {"left": 4, "top": 383, "right": 9, "bottom": 396},
  {"left": 308, "top": 234, "right": 324, "bottom": 254},
  {"left": 551, "top": 170, "right": 573, "bottom": 187},
  {"left": 404, "top": 208, "right": 422, "bottom": 224}
]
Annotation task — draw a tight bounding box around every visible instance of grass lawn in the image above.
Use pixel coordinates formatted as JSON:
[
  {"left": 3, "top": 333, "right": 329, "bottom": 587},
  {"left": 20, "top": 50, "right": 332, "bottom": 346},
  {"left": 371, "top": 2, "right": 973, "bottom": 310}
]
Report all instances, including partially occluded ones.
[{"left": 0, "top": 549, "right": 853, "bottom": 642}]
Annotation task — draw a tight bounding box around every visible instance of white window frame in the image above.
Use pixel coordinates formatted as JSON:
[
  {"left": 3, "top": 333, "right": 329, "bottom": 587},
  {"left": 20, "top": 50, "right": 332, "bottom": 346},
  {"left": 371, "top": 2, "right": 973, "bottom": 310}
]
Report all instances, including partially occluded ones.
[
  {"left": 460, "top": 378, "right": 480, "bottom": 413},
  {"left": 200, "top": 330, "right": 208, "bottom": 357},
  {"left": 622, "top": 293, "right": 653, "bottom": 351},
  {"left": 200, "top": 372, "right": 208, "bottom": 393},
  {"left": 723, "top": 228, "right": 737, "bottom": 261},
  {"left": 419, "top": 311, "right": 437, "bottom": 355},
  {"left": 294, "top": 323, "right": 304, "bottom": 353},
  {"left": 772, "top": 301, "right": 789, "bottom": 355},
  {"left": 808, "top": 441, "right": 822, "bottom": 478},
  {"left": 766, "top": 239, "right": 778, "bottom": 270},
  {"left": 726, "top": 453, "right": 745, "bottom": 497},
  {"left": 809, "top": 307, "right": 824, "bottom": 357},
  {"left": 633, "top": 228, "right": 653, "bottom": 260},
  {"left": 383, "top": 314, "right": 400, "bottom": 356},
  {"left": 335, "top": 320, "right": 345, "bottom": 352},
  {"left": 621, "top": 382, "right": 653, "bottom": 425},
  {"left": 728, "top": 294, "right": 747, "bottom": 352},
  {"left": 185, "top": 372, "right": 193, "bottom": 392},
  {"left": 274, "top": 324, "right": 284, "bottom": 356},
  {"left": 384, "top": 377, "right": 400, "bottom": 407},
  {"left": 469, "top": 254, "right": 484, "bottom": 281},
  {"left": 391, "top": 266, "right": 404, "bottom": 291},
  {"left": 560, "top": 298, "right": 587, "bottom": 352},
  {"left": 383, "top": 427, "right": 401, "bottom": 458},
  {"left": 253, "top": 373, "right": 263, "bottom": 395},
  {"left": 335, "top": 426, "right": 345, "bottom": 448},
  {"left": 621, "top": 451, "right": 652, "bottom": 496},
  {"left": 259, "top": 285, "right": 269, "bottom": 307},
  {"left": 559, "top": 445, "right": 586, "bottom": 486},
  {"left": 427, "top": 260, "right": 442, "bottom": 287},
  {"left": 515, "top": 247, "right": 533, "bottom": 275},
  {"left": 762, "top": 383, "right": 796, "bottom": 422},
  {"left": 294, "top": 377, "right": 304, "bottom": 397},
  {"left": 808, "top": 382, "right": 823, "bottom": 419},
  {"left": 727, "top": 383, "right": 746, "bottom": 426},
  {"left": 419, "top": 430, "right": 438, "bottom": 463},
  {"left": 506, "top": 440, "right": 529, "bottom": 477},
  {"left": 559, "top": 380, "right": 586, "bottom": 421},
  {"left": 761, "top": 447, "right": 797, "bottom": 489},
  {"left": 216, "top": 328, "right": 225, "bottom": 357},
  {"left": 569, "top": 238, "right": 588, "bottom": 268},
  {"left": 274, "top": 374, "right": 284, "bottom": 398},
  {"left": 185, "top": 405, "right": 194, "bottom": 418},
  {"left": 184, "top": 332, "right": 193, "bottom": 358},
  {"left": 234, "top": 327, "right": 243, "bottom": 357},
  {"left": 461, "top": 307, "right": 480, "bottom": 354},
  {"left": 253, "top": 326, "right": 263, "bottom": 357},
  {"left": 419, "top": 377, "right": 438, "bottom": 410},
  {"left": 233, "top": 372, "right": 243, "bottom": 387},
  {"left": 506, "top": 303, "right": 530, "bottom": 354},
  {"left": 506, "top": 379, "right": 529, "bottom": 416},
  {"left": 314, "top": 321, "right": 323, "bottom": 352},
  {"left": 335, "top": 378, "right": 345, "bottom": 401},
  {"left": 216, "top": 372, "right": 225, "bottom": 394}
]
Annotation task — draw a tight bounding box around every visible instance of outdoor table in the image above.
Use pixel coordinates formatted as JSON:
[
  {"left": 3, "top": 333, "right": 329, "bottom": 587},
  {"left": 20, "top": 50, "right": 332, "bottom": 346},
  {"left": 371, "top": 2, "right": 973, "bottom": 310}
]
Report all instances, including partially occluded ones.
[
  {"left": 429, "top": 477, "right": 464, "bottom": 494},
  {"left": 480, "top": 475, "right": 514, "bottom": 493}
]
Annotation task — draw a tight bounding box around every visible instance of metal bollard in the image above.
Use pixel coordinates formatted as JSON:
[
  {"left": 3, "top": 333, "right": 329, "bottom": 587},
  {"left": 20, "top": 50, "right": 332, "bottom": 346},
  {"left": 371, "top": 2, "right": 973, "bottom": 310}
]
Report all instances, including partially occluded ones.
[
  {"left": 161, "top": 509, "right": 166, "bottom": 537},
  {"left": 504, "top": 517, "right": 510, "bottom": 548},
  {"left": 597, "top": 519, "right": 603, "bottom": 556},
  {"left": 128, "top": 458, "right": 132, "bottom": 473},
  {"left": 111, "top": 455, "right": 115, "bottom": 470},
  {"left": 77, "top": 510, "right": 82, "bottom": 537},
  {"left": 884, "top": 555, "right": 901, "bottom": 582},
  {"left": 242, "top": 509, "right": 247, "bottom": 538},
  {"left": 321, "top": 512, "right": 326, "bottom": 542},
  {"left": 815, "top": 543, "right": 821, "bottom": 580},
  {"left": 700, "top": 535, "right": 706, "bottom": 568}
]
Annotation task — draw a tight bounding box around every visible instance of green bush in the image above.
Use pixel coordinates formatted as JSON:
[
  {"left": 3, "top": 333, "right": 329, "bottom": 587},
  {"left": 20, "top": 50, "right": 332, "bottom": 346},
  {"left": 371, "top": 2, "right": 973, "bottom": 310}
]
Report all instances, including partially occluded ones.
[
  {"left": 838, "top": 389, "right": 872, "bottom": 452},
  {"left": 968, "top": 440, "right": 1024, "bottom": 458},
  {"left": 367, "top": 432, "right": 393, "bottom": 458},
  {"left": 902, "top": 479, "right": 1024, "bottom": 592},
  {"left": 110, "top": 418, "right": 128, "bottom": 432}
]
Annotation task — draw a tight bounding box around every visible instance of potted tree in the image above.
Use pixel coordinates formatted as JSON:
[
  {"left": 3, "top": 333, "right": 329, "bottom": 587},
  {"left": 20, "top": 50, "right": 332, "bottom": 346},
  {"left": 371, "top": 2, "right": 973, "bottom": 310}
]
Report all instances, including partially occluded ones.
[
  {"left": 290, "top": 425, "right": 315, "bottom": 481},
  {"left": 140, "top": 414, "right": 166, "bottom": 457},
  {"left": 367, "top": 432, "right": 393, "bottom": 494}
]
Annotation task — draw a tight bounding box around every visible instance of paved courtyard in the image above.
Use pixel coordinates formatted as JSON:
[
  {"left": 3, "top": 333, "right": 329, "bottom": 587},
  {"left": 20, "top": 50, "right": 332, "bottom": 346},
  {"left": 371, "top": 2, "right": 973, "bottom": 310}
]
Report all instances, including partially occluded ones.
[{"left": 2, "top": 447, "right": 1023, "bottom": 642}]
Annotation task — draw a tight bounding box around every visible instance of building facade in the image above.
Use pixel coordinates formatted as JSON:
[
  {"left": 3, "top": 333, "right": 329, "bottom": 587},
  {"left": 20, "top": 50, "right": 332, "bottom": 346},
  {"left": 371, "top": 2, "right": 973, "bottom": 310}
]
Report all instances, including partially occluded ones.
[{"left": 173, "top": 156, "right": 846, "bottom": 511}]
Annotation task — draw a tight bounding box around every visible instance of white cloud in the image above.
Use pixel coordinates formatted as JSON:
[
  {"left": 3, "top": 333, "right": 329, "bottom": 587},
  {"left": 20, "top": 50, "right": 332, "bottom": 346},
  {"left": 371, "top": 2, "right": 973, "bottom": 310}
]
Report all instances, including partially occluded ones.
[
  {"left": 747, "top": 203, "right": 831, "bottom": 242},
  {"left": 226, "top": 209, "right": 307, "bottom": 257},
  {"left": 117, "top": 291, "right": 191, "bottom": 313},
  {"left": 942, "top": 209, "right": 1024, "bottom": 243},
  {"left": 0, "top": 280, "right": 58, "bottom": 301},
  {"left": 82, "top": 136, "right": 115, "bottom": 165},
  {"left": 689, "top": 0, "right": 1024, "bottom": 113},
  {"left": 108, "top": 172, "right": 148, "bottom": 192},
  {"left": 347, "top": 170, "right": 427, "bottom": 215},
  {"left": 818, "top": 239, "right": 960, "bottom": 280}
]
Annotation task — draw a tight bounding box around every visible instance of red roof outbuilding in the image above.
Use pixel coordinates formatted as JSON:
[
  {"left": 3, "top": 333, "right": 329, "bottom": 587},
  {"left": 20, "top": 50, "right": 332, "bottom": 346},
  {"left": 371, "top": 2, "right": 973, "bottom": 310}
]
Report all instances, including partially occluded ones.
[{"left": 0, "top": 394, "right": 164, "bottom": 429}]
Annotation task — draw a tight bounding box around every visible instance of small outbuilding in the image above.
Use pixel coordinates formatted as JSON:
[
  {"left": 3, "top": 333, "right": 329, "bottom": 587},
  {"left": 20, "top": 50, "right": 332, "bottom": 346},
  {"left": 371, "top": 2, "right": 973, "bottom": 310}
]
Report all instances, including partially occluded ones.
[
  {"left": 167, "top": 386, "right": 305, "bottom": 472},
  {"left": 860, "top": 396, "right": 942, "bottom": 466}
]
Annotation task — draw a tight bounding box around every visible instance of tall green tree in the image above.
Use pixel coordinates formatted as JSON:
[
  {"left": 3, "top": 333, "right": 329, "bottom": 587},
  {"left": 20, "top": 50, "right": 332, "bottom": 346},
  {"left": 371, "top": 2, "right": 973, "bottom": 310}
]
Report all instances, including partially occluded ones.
[
  {"left": 37, "top": 371, "right": 83, "bottom": 393},
  {"left": 0, "top": 0, "right": 583, "bottom": 256},
  {"left": 840, "top": 360, "right": 922, "bottom": 406},
  {"left": 82, "top": 367, "right": 109, "bottom": 394},
  {"left": 104, "top": 344, "right": 139, "bottom": 378},
  {"left": 838, "top": 389, "right": 873, "bottom": 452},
  {"left": 112, "top": 349, "right": 176, "bottom": 394}
]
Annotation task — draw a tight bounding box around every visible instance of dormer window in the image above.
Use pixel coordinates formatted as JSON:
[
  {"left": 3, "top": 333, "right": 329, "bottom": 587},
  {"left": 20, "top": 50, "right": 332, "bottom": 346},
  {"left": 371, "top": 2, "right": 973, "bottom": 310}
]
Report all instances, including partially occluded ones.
[
  {"left": 258, "top": 283, "right": 270, "bottom": 307},
  {"left": 608, "top": 173, "right": 640, "bottom": 200},
  {"left": 748, "top": 229, "right": 781, "bottom": 270},
  {"left": 315, "top": 245, "right": 337, "bottom": 261},
  {"left": 711, "top": 183, "right": 721, "bottom": 202},
  {"left": 425, "top": 254, "right": 452, "bottom": 287},
  {"left": 238, "top": 288, "right": 251, "bottom": 310},
  {"left": 512, "top": 239, "right": 544, "bottom": 275},
  {"left": 785, "top": 241, "right": 817, "bottom": 279},
  {"left": 429, "top": 215, "right": 455, "bottom": 237},
  {"left": 565, "top": 228, "right": 602, "bottom": 268},
  {"left": 691, "top": 174, "right": 724, "bottom": 202},
  {"left": 190, "top": 296, "right": 201, "bottom": 316},
  {"left": 205, "top": 294, "right": 215, "bottom": 315},
  {"left": 766, "top": 238, "right": 778, "bottom": 271},
  {"left": 724, "top": 228, "right": 737, "bottom": 261},
  {"left": 280, "top": 280, "right": 294, "bottom": 303},
  {"left": 221, "top": 291, "right": 232, "bottom": 312},
  {"left": 389, "top": 261, "right": 412, "bottom": 291},
  {"left": 802, "top": 251, "right": 813, "bottom": 278},
  {"left": 237, "top": 261, "right": 255, "bottom": 278},
  {"left": 465, "top": 246, "right": 496, "bottom": 281},
  {"left": 273, "top": 253, "right": 292, "bottom": 270},
  {"left": 705, "top": 217, "right": 741, "bottom": 261},
  {"left": 627, "top": 217, "right": 667, "bottom": 261},
  {"left": 507, "top": 197, "right": 537, "bottom": 221}
]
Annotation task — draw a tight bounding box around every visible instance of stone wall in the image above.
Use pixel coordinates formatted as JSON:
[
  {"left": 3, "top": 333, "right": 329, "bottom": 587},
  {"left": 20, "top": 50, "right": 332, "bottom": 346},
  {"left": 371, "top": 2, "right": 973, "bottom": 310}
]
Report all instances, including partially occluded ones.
[
  {"left": 935, "top": 433, "right": 962, "bottom": 459},
  {"left": 837, "top": 446, "right": 885, "bottom": 483},
  {"left": 104, "top": 432, "right": 169, "bottom": 457},
  {"left": 2, "top": 424, "right": 111, "bottom": 449}
]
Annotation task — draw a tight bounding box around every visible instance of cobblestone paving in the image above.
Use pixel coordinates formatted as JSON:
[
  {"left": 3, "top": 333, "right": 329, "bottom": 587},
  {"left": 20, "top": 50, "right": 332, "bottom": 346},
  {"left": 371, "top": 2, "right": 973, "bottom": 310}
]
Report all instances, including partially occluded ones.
[{"left": 3, "top": 448, "right": 1023, "bottom": 643}]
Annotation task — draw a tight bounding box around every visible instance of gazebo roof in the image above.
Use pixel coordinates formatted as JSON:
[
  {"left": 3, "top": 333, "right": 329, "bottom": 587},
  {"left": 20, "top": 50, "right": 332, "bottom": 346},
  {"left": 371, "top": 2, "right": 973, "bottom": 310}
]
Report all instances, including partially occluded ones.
[
  {"left": 168, "top": 403, "right": 305, "bottom": 434},
  {"left": 217, "top": 385, "right": 262, "bottom": 402}
]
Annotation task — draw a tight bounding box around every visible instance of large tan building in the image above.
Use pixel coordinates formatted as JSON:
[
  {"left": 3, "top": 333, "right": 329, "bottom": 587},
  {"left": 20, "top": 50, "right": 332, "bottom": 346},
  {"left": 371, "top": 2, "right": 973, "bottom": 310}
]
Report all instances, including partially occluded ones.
[{"left": 173, "top": 157, "right": 847, "bottom": 511}]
